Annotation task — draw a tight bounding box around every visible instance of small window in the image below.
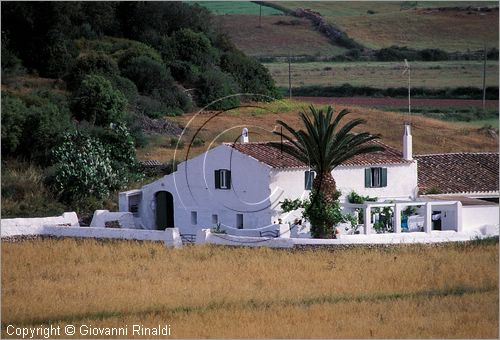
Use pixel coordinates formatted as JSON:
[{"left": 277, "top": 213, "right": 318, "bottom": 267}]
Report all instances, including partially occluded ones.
[
  {"left": 215, "top": 169, "right": 231, "bottom": 190},
  {"left": 212, "top": 214, "right": 218, "bottom": 224},
  {"left": 304, "top": 170, "right": 315, "bottom": 190},
  {"left": 191, "top": 211, "right": 198, "bottom": 225},
  {"left": 128, "top": 193, "right": 141, "bottom": 217},
  {"left": 236, "top": 214, "right": 243, "bottom": 229},
  {"left": 365, "top": 167, "right": 387, "bottom": 188}
]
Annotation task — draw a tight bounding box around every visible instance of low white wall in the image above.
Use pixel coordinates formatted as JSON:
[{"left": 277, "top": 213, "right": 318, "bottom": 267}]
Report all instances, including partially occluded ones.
[
  {"left": 196, "top": 229, "right": 294, "bottom": 248},
  {"left": 462, "top": 205, "right": 499, "bottom": 231},
  {"left": 90, "top": 210, "right": 136, "bottom": 229},
  {"left": 219, "top": 223, "right": 290, "bottom": 238},
  {"left": 0, "top": 225, "right": 182, "bottom": 248},
  {"left": 1, "top": 212, "right": 79, "bottom": 228}
]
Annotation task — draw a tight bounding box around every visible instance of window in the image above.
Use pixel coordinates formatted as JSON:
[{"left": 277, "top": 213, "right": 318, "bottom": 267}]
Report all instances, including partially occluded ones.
[
  {"left": 236, "top": 214, "right": 243, "bottom": 229},
  {"left": 215, "top": 169, "right": 231, "bottom": 189},
  {"left": 212, "top": 214, "right": 218, "bottom": 224},
  {"left": 128, "top": 193, "right": 142, "bottom": 217},
  {"left": 365, "top": 167, "right": 387, "bottom": 188},
  {"left": 304, "top": 170, "right": 315, "bottom": 190},
  {"left": 191, "top": 211, "right": 198, "bottom": 225}
]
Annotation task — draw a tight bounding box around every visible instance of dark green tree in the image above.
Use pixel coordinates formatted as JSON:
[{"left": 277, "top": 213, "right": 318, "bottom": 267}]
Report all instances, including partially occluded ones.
[
  {"left": 71, "top": 74, "right": 127, "bottom": 126},
  {"left": 1, "top": 94, "right": 27, "bottom": 155},
  {"left": 196, "top": 69, "right": 240, "bottom": 110},
  {"left": 121, "top": 56, "right": 173, "bottom": 95},
  {"left": 66, "top": 52, "right": 120, "bottom": 89}
]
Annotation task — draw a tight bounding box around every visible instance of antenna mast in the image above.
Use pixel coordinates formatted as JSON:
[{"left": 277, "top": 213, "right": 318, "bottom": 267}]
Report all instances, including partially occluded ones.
[{"left": 403, "top": 59, "right": 411, "bottom": 121}]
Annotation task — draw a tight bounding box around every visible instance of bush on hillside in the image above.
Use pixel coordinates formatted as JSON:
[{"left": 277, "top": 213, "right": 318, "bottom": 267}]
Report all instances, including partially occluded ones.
[
  {"left": 65, "top": 52, "right": 120, "bottom": 90},
  {"left": 71, "top": 74, "right": 128, "bottom": 126},
  {"left": 50, "top": 131, "right": 121, "bottom": 203},
  {"left": 121, "top": 56, "right": 174, "bottom": 95},
  {"left": 38, "top": 30, "right": 78, "bottom": 78},
  {"left": 196, "top": 69, "right": 240, "bottom": 110},
  {"left": 172, "top": 28, "right": 218, "bottom": 67},
  {"left": 1, "top": 94, "right": 28, "bottom": 155},
  {"left": 220, "top": 50, "right": 280, "bottom": 100}
]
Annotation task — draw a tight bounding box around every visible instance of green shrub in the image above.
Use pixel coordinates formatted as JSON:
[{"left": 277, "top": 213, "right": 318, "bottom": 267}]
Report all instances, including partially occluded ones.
[
  {"left": 65, "top": 52, "right": 120, "bottom": 89},
  {"left": 172, "top": 28, "right": 218, "bottom": 66},
  {"left": 50, "top": 131, "right": 121, "bottom": 203},
  {"left": 1, "top": 94, "right": 28, "bottom": 155},
  {"left": 196, "top": 69, "right": 240, "bottom": 110},
  {"left": 192, "top": 137, "right": 205, "bottom": 147},
  {"left": 71, "top": 74, "right": 128, "bottom": 126},
  {"left": 109, "top": 75, "right": 139, "bottom": 105},
  {"left": 1, "top": 38, "right": 24, "bottom": 80},
  {"left": 220, "top": 50, "right": 280, "bottom": 100},
  {"left": 136, "top": 95, "right": 168, "bottom": 118},
  {"left": 1, "top": 92, "right": 73, "bottom": 162},
  {"left": 121, "top": 56, "right": 174, "bottom": 95},
  {"left": 168, "top": 136, "right": 185, "bottom": 149},
  {"left": 38, "top": 29, "right": 78, "bottom": 78}
]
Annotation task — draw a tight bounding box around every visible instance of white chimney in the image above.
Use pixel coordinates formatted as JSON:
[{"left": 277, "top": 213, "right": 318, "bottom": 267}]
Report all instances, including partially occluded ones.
[
  {"left": 403, "top": 123, "right": 413, "bottom": 161},
  {"left": 241, "top": 128, "right": 249, "bottom": 143}
]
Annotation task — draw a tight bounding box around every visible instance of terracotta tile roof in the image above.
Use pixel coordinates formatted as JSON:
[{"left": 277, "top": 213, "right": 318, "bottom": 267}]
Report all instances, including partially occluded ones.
[
  {"left": 228, "top": 140, "right": 412, "bottom": 169},
  {"left": 415, "top": 153, "right": 499, "bottom": 195}
]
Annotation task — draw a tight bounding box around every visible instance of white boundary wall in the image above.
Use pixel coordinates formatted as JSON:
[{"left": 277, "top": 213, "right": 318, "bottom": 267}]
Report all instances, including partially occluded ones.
[
  {"left": 196, "top": 229, "right": 294, "bottom": 248},
  {"left": 1, "top": 212, "right": 79, "bottom": 228},
  {"left": 1, "top": 224, "right": 182, "bottom": 248},
  {"left": 462, "top": 205, "right": 499, "bottom": 231},
  {"left": 219, "top": 223, "right": 290, "bottom": 238}
]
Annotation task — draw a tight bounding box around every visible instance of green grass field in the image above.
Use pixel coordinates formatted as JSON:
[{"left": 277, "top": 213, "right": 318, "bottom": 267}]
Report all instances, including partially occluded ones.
[
  {"left": 192, "top": 1, "right": 284, "bottom": 15},
  {"left": 264, "top": 60, "right": 499, "bottom": 88}
]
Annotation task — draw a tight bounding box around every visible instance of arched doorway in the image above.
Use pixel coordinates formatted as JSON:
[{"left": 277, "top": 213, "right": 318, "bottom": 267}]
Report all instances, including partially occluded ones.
[{"left": 155, "top": 191, "right": 174, "bottom": 230}]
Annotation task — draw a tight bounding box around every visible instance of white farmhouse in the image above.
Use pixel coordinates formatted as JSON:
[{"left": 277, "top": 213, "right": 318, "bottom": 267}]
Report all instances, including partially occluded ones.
[{"left": 119, "top": 124, "right": 420, "bottom": 233}]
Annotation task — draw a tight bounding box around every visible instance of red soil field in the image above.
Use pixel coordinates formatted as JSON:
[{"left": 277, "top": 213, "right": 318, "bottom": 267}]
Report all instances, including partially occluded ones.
[{"left": 295, "top": 96, "right": 499, "bottom": 109}]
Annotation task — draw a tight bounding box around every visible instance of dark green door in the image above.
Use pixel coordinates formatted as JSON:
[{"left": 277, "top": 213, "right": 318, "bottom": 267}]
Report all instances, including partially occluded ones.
[{"left": 155, "top": 191, "right": 174, "bottom": 230}]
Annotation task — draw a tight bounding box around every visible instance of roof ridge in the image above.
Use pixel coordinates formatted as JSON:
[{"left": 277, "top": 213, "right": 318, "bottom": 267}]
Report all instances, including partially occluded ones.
[{"left": 416, "top": 152, "right": 499, "bottom": 157}]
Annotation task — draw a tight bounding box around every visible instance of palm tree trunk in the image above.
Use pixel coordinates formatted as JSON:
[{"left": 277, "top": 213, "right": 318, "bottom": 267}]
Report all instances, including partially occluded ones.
[
  {"left": 309, "top": 171, "right": 339, "bottom": 238},
  {"left": 312, "top": 171, "right": 337, "bottom": 202}
]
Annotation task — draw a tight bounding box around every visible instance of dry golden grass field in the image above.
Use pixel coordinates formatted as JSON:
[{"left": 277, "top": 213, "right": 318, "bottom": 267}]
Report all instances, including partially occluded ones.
[
  {"left": 214, "top": 14, "right": 347, "bottom": 57},
  {"left": 264, "top": 60, "right": 500, "bottom": 89},
  {"left": 1, "top": 239, "right": 498, "bottom": 338},
  {"left": 137, "top": 99, "right": 499, "bottom": 163},
  {"left": 332, "top": 8, "right": 499, "bottom": 51}
]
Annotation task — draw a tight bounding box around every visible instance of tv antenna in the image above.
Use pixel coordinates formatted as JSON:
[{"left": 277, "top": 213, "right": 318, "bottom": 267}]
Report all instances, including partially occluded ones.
[{"left": 402, "top": 59, "right": 411, "bottom": 120}]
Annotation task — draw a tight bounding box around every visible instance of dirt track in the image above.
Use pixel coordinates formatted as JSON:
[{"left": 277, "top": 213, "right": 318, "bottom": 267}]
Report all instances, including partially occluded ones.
[{"left": 295, "top": 96, "right": 499, "bottom": 109}]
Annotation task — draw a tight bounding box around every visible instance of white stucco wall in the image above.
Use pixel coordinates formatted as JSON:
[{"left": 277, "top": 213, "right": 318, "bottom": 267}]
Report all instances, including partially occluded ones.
[
  {"left": 1, "top": 212, "right": 79, "bottom": 228},
  {"left": 124, "top": 145, "right": 274, "bottom": 233},
  {"left": 270, "top": 168, "right": 310, "bottom": 223},
  {"left": 333, "top": 162, "right": 418, "bottom": 201},
  {"left": 462, "top": 205, "right": 499, "bottom": 231},
  {"left": 0, "top": 225, "right": 182, "bottom": 247},
  {"left": 269, "top": 162, "right": 418, "bottom": 224}
]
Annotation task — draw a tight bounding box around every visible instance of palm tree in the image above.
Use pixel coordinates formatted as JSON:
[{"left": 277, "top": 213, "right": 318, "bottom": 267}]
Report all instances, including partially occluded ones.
[{"left": 274, "top": 105, "right": 384, "bottom": 237}]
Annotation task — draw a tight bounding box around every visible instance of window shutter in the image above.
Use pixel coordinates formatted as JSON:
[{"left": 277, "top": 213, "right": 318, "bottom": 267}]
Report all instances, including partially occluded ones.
[
  {"left": 364, "top": 168, "right": 371, "bottom": 188},
  {"left": 215, "top": 170, "right": 220, "bottom": 189},
  {"left": 381, "top": 168, "right": 388, "bottom": 187},
  {"left": 305, "top": 171, "right": 310, "bottom": 190},
  {"left": 226, "top": 170, "right": 231, "bottom": 189}
]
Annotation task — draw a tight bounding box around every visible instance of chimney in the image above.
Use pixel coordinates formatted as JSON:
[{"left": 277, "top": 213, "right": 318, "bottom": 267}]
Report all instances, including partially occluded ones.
[
  {"left": 403, "top": 123, "right": 413, "bottom": 161},
  {"left": 241, "top": 128, "right": 249, "bottom": 144}
]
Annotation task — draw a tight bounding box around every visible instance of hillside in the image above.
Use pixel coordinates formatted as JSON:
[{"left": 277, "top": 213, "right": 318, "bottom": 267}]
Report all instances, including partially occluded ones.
[
  {"left": 137, "top": 99, "right": 499, "bottom": 163},
  {"left": 214, "top": 14, "right": 347, "bottom": 57},
  {"left": 332, "top": 7, "right": 499, "bottom": 51}
]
